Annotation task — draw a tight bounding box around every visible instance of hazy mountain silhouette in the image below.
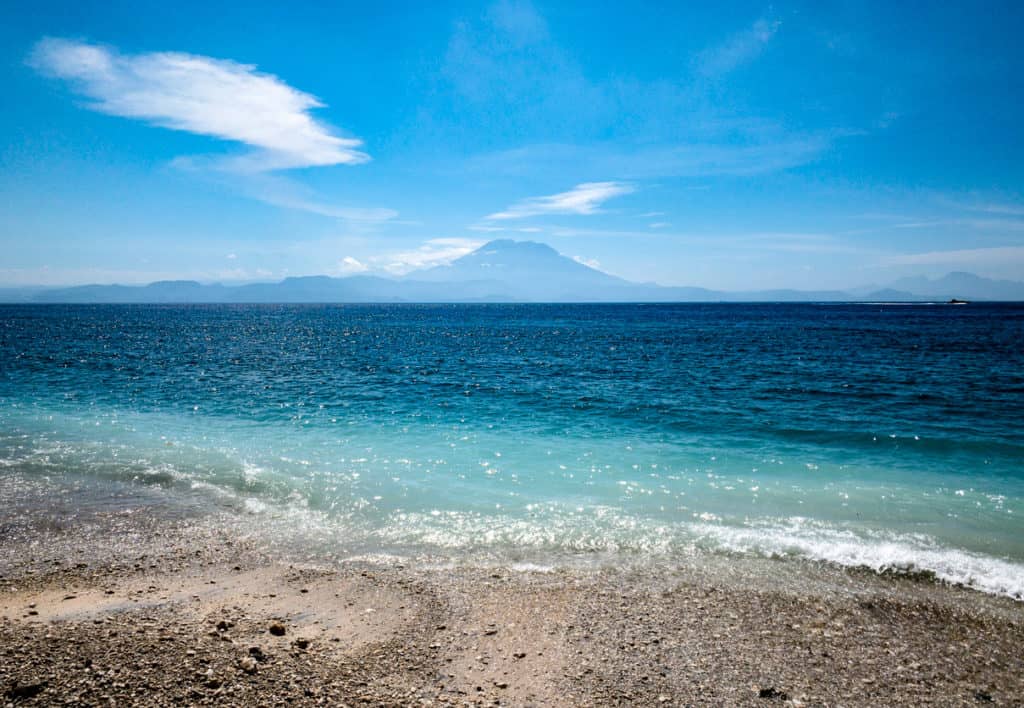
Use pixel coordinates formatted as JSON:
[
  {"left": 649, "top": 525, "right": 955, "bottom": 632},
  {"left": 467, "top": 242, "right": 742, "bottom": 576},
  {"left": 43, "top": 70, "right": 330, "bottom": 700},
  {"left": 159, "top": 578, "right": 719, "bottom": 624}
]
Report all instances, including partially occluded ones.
[
  {"left": 883, "top": 272, "right": 1024, "bottom": 300},
  {"left": 9, "top": 240, "right": 1024, "bottom": 303}
]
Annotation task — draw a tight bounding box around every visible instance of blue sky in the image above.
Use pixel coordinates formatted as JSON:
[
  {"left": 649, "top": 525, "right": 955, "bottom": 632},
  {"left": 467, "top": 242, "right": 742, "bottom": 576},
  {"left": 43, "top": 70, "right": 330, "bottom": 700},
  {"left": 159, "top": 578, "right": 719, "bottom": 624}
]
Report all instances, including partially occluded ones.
[{"left": 2, "top": 0, "right": 1023, "bottom": 290}]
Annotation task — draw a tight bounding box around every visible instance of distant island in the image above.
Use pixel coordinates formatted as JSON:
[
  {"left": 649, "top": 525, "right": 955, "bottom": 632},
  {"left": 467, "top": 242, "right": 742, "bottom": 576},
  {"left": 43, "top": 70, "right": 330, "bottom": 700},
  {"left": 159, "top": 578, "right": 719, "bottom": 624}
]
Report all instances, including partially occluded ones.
[{"left": 2, "top": 240, "right": 1023, "bottom": 303}]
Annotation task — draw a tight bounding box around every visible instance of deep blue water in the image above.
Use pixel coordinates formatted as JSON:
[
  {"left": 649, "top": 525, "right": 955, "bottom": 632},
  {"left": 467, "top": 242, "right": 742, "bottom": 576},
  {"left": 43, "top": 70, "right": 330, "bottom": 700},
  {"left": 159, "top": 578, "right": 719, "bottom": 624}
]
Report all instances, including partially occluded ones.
[{"left": 1, "top": 303, "right": 1022, "bottom": 596}]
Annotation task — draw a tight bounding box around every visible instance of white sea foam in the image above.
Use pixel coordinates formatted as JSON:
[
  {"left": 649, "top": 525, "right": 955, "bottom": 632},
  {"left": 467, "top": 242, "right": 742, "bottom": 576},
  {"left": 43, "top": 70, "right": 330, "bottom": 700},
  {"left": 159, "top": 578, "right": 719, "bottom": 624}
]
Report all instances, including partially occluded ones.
[
  {"left": 689, "top": 517, "right": 1024, "bottom": 600},
  {"left": 4, "top": 403, "right": 1022, "bottom": 600},
  {"left": 361, "top": 507, "right": 1024, "bottom": 599}
]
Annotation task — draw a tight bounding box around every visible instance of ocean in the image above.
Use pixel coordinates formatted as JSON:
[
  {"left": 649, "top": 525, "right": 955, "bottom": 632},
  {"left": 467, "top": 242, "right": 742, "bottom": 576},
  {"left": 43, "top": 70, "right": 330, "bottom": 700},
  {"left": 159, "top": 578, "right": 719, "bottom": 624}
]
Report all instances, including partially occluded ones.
[{"left": 1, "top": 303, "right": 1022, "bottom": 598}]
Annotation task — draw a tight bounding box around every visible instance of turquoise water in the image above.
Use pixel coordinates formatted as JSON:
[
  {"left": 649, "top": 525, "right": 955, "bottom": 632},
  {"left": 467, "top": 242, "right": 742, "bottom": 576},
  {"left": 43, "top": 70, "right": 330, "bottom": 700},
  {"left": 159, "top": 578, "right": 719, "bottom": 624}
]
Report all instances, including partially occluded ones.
[{"left": 1, "top": 303, "right": 1022, "bottom": 597}]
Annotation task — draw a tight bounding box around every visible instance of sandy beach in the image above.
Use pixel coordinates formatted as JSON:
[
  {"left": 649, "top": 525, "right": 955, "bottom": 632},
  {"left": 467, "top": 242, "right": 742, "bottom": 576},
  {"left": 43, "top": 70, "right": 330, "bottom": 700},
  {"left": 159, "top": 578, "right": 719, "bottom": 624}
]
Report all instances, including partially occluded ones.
[{"left": 2, "top": 516, "right": 1022, "bottom": 707}]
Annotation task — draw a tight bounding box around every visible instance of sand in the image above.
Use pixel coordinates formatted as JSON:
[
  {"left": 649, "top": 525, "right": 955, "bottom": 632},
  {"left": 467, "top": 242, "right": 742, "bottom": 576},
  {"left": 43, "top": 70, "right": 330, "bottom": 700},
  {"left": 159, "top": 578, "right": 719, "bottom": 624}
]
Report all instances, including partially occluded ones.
[{"left": 1, "top": 519, "right": 1023, "bottom": 706}]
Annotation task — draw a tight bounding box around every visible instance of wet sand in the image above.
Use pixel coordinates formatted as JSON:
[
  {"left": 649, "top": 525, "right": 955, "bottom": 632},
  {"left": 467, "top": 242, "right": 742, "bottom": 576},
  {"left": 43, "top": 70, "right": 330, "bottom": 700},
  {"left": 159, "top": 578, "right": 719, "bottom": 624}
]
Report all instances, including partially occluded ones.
[{"left": 1, "top": 520, "right": 1023, "bottom": 706}]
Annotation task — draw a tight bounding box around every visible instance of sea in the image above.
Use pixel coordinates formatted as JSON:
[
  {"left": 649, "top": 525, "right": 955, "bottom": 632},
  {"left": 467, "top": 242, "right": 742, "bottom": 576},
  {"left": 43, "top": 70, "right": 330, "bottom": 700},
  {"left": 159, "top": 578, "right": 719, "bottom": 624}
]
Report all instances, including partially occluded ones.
[{"left": 1, "top": 303, "right": 1022, "bottom": 598}]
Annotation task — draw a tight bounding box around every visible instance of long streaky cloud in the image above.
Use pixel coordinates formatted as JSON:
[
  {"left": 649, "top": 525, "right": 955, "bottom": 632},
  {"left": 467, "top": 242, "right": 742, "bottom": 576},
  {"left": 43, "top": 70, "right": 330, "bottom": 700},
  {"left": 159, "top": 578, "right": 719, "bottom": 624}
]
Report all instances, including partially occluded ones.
[
  {"left": 29, "top": 37, "right": 368, "bottom": 171},
  {"left": 486, "top": 181, "right": 634, "bottom": 220},
  {"left": 883, "top": 246, "right": 1024, "bottom": 266}
]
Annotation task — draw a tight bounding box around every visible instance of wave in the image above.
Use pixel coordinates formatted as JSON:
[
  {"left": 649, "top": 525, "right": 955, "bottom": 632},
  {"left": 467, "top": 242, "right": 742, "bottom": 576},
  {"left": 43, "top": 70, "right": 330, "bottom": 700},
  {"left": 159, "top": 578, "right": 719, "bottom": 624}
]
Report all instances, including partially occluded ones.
[
  {"left": 689, "top": 517, "right": 1024, "bottom": 600},
  {"left": 357, "top": 507, "right": 1024, "bottom": 600},
  {"left": 3, "top": 406, "right": 1022, "bottom": 600}
]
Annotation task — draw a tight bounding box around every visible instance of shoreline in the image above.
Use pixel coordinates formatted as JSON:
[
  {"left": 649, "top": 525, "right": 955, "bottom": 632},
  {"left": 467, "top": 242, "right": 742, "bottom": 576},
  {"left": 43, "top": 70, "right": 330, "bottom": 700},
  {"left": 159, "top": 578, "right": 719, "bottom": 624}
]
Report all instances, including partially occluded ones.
[{"left": 2, "top": 519, "right": 1023, "bottom": 706}]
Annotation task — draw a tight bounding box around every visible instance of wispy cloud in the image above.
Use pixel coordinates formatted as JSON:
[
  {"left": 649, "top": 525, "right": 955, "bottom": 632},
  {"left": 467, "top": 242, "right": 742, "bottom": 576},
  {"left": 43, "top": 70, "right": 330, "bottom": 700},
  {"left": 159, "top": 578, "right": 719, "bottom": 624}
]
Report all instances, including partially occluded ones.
[
  {"left": 442, "top": 6, "right": 841, "bottom": 184},
  {"left": 927, "top": 194, "right": 1024, "bottom": 217},
  {"left": 337, "top": 256, "right": 369, "bottom": 275},
  {"left": 465, "top": 136, "right": 835, "bottom": 180},
  {"left": 970, "top": 203, "right": 1024, "bottom": 217},
  {"left": 486, "top": 181, "right": 634, "bottom": 220},
  {"left": 376, "top": 238, "right": 485, "bottom": 275},
  {"left": 697, "top": 18, "right": 781, "bottom": 77},
  {"left": 849, "top": 217, "right": 1024, "bottom": 235},
  {"left": 441, "top": 0, "right": 603, "bottom": 124},
  {"left": 228, "top": 173, "right": 397, "bottom": 224},
  {"left": 29, "top": 37, "right": 368, "bottom": 172},
  {"left": 882, "top": 246, "right": 1024, "bottom": 267}
]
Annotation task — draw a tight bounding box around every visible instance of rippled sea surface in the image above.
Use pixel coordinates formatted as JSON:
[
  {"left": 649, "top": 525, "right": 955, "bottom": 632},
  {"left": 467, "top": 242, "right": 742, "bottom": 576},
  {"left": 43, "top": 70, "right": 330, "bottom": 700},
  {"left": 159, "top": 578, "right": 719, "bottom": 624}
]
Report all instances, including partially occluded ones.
[{"left": 2, "top": 303, "right": 1022, "bottom": 596}]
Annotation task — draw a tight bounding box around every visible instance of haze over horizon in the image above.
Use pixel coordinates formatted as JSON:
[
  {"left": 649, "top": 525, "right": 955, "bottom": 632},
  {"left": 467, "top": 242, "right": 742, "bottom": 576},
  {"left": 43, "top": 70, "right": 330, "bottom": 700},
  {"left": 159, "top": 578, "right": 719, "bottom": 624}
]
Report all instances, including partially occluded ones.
[
  {"left": 3, "top": 1, "right": 1024, "bottom": 289},
  {"left": 9, "top": 238, "right": 1024, "bottom": 303}
]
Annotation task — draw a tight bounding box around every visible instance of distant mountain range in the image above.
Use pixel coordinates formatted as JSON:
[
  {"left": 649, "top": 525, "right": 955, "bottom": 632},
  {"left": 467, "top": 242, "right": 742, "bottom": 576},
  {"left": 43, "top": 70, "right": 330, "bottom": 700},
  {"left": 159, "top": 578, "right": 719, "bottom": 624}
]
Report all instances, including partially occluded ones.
[{"left": 3, "top": 240, "right": 1024, "bottom": 303}]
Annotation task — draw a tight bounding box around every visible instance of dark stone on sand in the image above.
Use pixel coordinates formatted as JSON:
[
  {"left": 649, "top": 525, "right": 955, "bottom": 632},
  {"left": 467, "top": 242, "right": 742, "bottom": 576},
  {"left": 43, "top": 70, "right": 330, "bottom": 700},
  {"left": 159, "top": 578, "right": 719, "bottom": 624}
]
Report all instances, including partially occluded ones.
[
  {"left": 6, "top": 681, "right": 47, "bottom": 700},
  {"left": 759, "top": 687, "right": 788, "bottom": 700},
  {"left": 293, "top": 638, "right": 310, "bottom": 649},
  {"left": 974, "top": 690, "right": 994, "bottom": 702},
  {"left": 248, "top": 646, "right": 266, "bottom": 661},
  {"left": 269, "top": 622, "right": 286, "bottom": 636}
]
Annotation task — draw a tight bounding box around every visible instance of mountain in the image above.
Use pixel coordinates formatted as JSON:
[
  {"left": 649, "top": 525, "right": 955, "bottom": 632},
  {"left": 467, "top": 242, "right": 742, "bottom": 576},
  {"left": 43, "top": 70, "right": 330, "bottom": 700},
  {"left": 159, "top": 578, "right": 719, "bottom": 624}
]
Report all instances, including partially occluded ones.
[
  {"left": 31, "top": 280, "right": 226, "bottom": 304},
  {"left": 6, "top": 240, "right": 1024, "bottom": 303},
  {"left": 886, "top": 272, "right": 1024, "bottom": 301},
  {"left": 414, "top": 239, "right": 629, "bottom": 300}
]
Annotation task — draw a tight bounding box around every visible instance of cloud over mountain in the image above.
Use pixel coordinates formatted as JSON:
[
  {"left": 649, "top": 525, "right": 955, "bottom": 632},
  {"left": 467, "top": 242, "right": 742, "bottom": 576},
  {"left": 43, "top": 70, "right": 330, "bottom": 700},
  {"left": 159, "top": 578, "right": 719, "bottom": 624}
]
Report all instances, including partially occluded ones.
[{"left": 485, "top": 181, "right": 634, "bottom": 220}]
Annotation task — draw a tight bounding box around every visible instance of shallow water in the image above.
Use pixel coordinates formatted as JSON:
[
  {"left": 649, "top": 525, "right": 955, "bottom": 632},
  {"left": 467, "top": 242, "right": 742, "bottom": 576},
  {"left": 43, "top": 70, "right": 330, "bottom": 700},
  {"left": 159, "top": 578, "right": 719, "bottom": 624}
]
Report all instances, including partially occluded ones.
[{"left": 1, "top": 303, "right": 1022, "bottom": 597}]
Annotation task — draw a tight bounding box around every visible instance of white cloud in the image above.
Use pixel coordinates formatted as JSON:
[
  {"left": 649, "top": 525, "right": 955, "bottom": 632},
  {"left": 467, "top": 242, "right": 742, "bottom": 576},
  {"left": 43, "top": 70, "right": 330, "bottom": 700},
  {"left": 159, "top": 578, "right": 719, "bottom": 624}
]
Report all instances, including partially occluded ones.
[
  {"left": 377, "top": 238, "right": 485, "bottom": 274},
  {"left": 882, "top": 246, "right": 1024, "bottom": 267},
  {"left": 337, "top": 256, "right": 369, "bottom": 274},
  {"left": 698, "top": 18, "right": 781, "bottom": 77},
  {"left": 226, "top": 253, "right": 237, "bottom": 259},
  {"left": 649, "top": 222, "right": 670, "bottom": 229},
  {"left": 572, "top": 255, "right": 601, "bottom": 269},
  {"left": 486, "top": 181, "right": 634, "bottom": 220},
  {"left": 30, "top": 37, "right": 368, "bottom": 171}
]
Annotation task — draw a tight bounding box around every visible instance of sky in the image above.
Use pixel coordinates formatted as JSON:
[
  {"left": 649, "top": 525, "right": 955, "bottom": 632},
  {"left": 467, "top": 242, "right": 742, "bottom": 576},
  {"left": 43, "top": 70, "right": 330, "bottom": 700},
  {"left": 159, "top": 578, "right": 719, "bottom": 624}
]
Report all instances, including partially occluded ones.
[{"left": 2, "top": 0, "right": 1024, "bottom": 290}]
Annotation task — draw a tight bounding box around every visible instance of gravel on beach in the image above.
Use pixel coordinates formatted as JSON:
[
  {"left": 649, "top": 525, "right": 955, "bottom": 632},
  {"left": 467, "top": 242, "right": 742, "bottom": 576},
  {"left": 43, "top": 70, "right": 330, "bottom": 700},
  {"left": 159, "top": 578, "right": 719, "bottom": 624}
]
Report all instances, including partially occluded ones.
[{"left": 1, "top": 524, "right": 1022, "bottom": 706}]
